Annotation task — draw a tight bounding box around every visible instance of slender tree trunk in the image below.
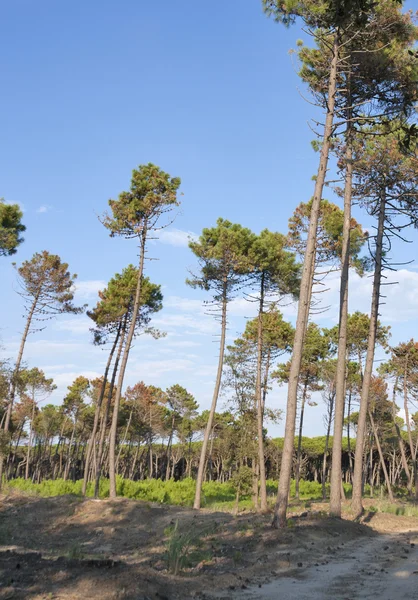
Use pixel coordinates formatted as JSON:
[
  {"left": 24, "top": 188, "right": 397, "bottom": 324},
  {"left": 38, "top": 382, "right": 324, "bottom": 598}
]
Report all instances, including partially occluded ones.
[
  {"left": 109, "top": 233, "right": 147, "bottom": 499},
  {"left": 352, "top": 194, "right": 386, "bottom": 517},
  {"left": 130, "top": 443, "right": 140, "bottom": 479},
  {"left": 403, "top": 370, "right": 415, "bottom": 495},
  {"left": 391, "top": 376, "right": 412, "bottom": 494},
  {"left": 330, "top": 103, "right": 353, "bottom": 517},
  {"left": 347, "top": 389, "right": 353, "bottom": 482},
  {"left": 82, "top": 323, "right": 121, "bottom": 495},
  {"left": 194, "top": 280, "right": 228, "bottom": 509},
  {"left": 256, "top": 272, "right": 268, "bottom": 511},
  {"left": 25, "top": 400, "right": 36, "bottom": 480},
  {"left": 63, "top": 423, "right": 76, "bottom": 481},
  {"left": 369, "top": 411, "right": 394, "bottom": 502},
  {"left": 94, "top": 312, "right": 128, "bottom": 498},
  {"left": 0, "top": 296, "right": 39, "bottom": 488},
  {"left": 272, "top": 32, "right": 339, "bottom": 528},
  {"left": 165, "top": 417, "right": 175, "bottom": 482},
  {"left": 295, "top": 381, "right": 308, "bottom": 500},
  {"left": 322, "top": 390, "right": 335, "bottom": 500},
  {"left": 116, "top": 408, "right": 132, "bottom": 473}
]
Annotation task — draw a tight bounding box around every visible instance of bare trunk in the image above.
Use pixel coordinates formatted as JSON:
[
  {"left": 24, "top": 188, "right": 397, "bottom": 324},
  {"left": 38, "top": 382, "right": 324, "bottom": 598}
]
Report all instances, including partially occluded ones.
[
  {"left": 25, "top": 400, "right": 36, "bottom": 480},
  {"left": 193, "top": 281, "right": 227, "bottom": 509},
  {"left": 352, "top": 195, "right": 386, "bottom": 517},
  {"left": 256, "top": 272, "right": 267, "bottom": 511},
  {"left": 391, "top": 376, "right": 412, "bottom": 494},
  {"left": 165, "top": 414, "right": 175, "bottom": 482},
  {"left": 116, "top": 408, "right": 133, "bottom": 473},
  {"left": 369, "top": 411, "right": 394, "bottom": 502},
  {"left": 322, "top": 390, "right": 335, "bottom": 500},
  {"left": 63, "top": 423, "right": 76, "bottom": 481},
  {"left": 82, "top": 323, "right": 121, "bottom": 495},
  {"left": 94, "top": 312, "right": 128, "bottom": 498},
  {"left": 272, "top": 32, "right": 339, "bottom": 528},
  {"left": 403, "top": 371, "right": 415, "bottom": 495},
  {"left": 295, "top": 381, "right": 308, "bottom": 500},
  {"left": 347, "top": 389, "right": 353, "bottom": 482},
  {"left": 0, "top": 295, "right": 38, "bottom": 488},
  {"left": 109, "top": 232, "right": 147, "bottom": 499},
  {"left": 330, "top": 104, "right": 352, "bottom": 517}
]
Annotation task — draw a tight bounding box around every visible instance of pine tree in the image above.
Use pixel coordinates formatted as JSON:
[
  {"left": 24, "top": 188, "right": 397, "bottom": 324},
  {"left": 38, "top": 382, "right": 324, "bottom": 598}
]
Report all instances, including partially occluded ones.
[
  {"left": 188, "top": 218, "right": 255, "bottom": 509},
  {"left": 0, "top": 199, "right": 25, "bottom": 257},
  {"left": 103, "top": 163, "right": 180, "bottom": 498}
]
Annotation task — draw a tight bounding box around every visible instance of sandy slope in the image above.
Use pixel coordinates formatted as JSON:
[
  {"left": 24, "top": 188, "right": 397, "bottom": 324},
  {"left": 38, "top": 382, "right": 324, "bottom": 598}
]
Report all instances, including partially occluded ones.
[{"left": 1, "top": 493, "right": 417, "bottom": 599}]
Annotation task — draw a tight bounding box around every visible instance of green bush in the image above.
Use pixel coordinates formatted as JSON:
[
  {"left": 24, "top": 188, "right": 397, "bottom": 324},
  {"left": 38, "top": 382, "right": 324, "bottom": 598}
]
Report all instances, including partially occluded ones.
[{"left": 5, "top": 476, "right": 357, "bottom": 507}]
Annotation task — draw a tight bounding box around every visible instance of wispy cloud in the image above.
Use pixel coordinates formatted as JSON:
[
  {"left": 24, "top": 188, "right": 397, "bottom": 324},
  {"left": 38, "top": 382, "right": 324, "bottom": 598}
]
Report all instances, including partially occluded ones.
[
  {"left": 157, "top": 228, "right": 198, "bottom": 247},
  {"left": 129, "top": 358, "right": 195, "bottom": 378},
  {"left": 36, "top": 205, "right": 52, "bottom": 214},
  {"left": 75, "top": 280, "right": 106, "bottom": 299},
  {"left": 54, "top": 317, "right": 92, "bottom": 335},
  {"left": 152, "top": 313, "right": 218, "bottom": 335},
  {"left": 310, "top": 268, "right": 418, "bottom": 324}
]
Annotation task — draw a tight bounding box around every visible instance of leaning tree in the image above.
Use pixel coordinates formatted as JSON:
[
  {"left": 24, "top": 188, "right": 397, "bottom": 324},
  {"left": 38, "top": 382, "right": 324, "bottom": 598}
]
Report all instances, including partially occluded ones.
[
  {"left": 103, "top": 163, "right": 180, "bottom": 499},
  {"left": 188, "top": 218, "right": 255, "bottom": 509}
]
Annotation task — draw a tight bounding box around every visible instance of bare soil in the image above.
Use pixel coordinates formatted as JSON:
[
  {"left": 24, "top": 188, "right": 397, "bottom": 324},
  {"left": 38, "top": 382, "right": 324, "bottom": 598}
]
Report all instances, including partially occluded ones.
[{"left": 0, "top": 492, "right": 417, "bottom": 599}]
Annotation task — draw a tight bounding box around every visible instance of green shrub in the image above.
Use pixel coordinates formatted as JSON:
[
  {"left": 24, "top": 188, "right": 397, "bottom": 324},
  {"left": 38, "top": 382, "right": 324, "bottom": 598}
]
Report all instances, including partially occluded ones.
[{"left": 165, "top": 520, "right": 200, "bottom": 575}]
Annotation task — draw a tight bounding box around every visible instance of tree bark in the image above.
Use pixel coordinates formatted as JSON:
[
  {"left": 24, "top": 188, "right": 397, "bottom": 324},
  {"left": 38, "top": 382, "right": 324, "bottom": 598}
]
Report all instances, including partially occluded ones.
[
  {"left": 295, "top": 380, "right": 308, "bottom": 500},
  {"left": 109, "top": 231, "right": 147, "bottom": 499},
  {"left": 369, "top": 411, "right": 394, "bottom": 502},
  {"left": 391, "top": 376, "right": 412, "bottom": 494},
  {"left": 330, "top": 99, "right": 353, "bottom": 517},
  {"left": 193, "top": 280, "right": 228, "bottom": 509},
  {"left": 322, "top": 389, "right": 335, "bottom": 500},
  {"left": 82, "top": 322, "right": 121, "bottom": 495},
  {"left": 352, "top": 194, "right": 386, "bottom": 517},
  {"left": 25, "top": 400, "right": 36, "bottom": 480},
  {"left": 272, "top": 31, "right": 340, "bottom": 528},
  {"left": 94, "top": 312, "right": 128, "bottom": 498},
  {"left": 0, "top": 295, "right": 39, "bottom": 488},
  {"left": 256, "top": 272, "right": 268, "bottom": 511}
]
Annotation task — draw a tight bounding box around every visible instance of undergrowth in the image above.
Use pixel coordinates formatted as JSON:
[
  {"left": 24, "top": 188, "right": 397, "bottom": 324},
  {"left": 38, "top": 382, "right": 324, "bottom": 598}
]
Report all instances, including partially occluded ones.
[{"left": 5, "top": 477, "right": 403, "bottom": 511}]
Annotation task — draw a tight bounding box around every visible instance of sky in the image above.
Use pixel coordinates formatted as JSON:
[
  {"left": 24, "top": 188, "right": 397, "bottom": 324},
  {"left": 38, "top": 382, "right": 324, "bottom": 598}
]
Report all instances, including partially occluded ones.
[{"left": 1, "top": 0, "right": 418, "bottom": 437}]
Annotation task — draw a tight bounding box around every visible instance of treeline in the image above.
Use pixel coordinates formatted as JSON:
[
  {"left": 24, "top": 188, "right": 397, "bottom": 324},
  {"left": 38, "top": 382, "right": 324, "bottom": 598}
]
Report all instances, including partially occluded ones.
[{"left": 1, "top": 0, "right": 418, "bottom": 526}]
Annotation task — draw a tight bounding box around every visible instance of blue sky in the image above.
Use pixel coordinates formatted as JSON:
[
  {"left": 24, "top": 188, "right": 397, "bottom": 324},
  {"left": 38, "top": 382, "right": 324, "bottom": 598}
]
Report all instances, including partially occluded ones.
[{"left": 1, "top": 0, "right": 418, "bottom": 436}]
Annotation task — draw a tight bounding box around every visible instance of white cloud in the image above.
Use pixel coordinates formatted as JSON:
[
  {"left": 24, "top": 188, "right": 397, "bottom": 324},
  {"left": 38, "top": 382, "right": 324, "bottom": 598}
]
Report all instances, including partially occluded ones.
[
  {"left": 75, "top": 280, "right": 106, "bottom": 299},
  {"left": 38, "top": 363, "right": 78, "bottom": 372},
  {"left": 3, "top": 339, "right": 98, "bottom": 358},
  {"left": 51, "top": 370, "right": 104, "bottom": 388},
  {"left": 54, "top": 317, "right": 92, "bottom": 335},
  {"left": 310, "top": 267, "right": 418, "bottom": 324},
  {"left": 36, "top": 205, "right": 52, "bottom": 214},
  {"left": 165, "top": 296, "right": 206, "bottom": 313},
  {"left": 129, "top": 358, "right": 195, "bottom": 378},
  {"left": 165, "top": 339, "right": 202, "bottom": 348},
  {"left": 152, "top": 313, "right": 218, "bottom": 335},
  {"left": 157, "top": 228, "right": 198, "bottom": 247}
]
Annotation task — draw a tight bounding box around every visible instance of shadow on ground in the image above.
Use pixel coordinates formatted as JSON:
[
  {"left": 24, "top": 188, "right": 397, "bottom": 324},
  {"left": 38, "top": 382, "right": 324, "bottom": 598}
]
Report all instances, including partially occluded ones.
[{"left": 0, "top": 492, "right": 413, "bottom": 600}]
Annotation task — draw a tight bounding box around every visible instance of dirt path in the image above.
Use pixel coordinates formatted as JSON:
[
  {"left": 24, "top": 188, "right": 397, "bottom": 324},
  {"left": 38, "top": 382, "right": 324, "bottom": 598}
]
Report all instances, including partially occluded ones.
[{"left": 212, "top": 529, "right": 418, "bottom": 600}]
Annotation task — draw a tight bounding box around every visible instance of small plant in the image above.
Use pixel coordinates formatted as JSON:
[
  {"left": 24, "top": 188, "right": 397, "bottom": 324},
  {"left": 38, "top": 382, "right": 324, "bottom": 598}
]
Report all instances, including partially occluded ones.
[
  {"left": 231, "top": 466, "right": 253, "bottom": 515},
  {"left": 165, "top": 520, "right": 195, "bottom": 575},
  {"left": 67, "top": 544, "right": 85, "bottom": 560}
]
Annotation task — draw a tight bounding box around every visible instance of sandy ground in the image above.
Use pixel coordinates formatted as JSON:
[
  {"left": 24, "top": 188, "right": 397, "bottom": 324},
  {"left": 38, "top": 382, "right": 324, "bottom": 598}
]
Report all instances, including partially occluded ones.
[
  {"left": 0, "top": 492, "right": 417, "bottom": 599},
  {"left": 209, "top": 528, "right": 418, "bottom": 599}
]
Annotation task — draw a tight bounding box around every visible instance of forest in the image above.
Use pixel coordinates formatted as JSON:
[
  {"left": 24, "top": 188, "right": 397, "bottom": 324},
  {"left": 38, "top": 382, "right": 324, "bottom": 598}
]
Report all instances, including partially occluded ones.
[{"left": 2, "top": 0, "right": 418, "bottom": 531}]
